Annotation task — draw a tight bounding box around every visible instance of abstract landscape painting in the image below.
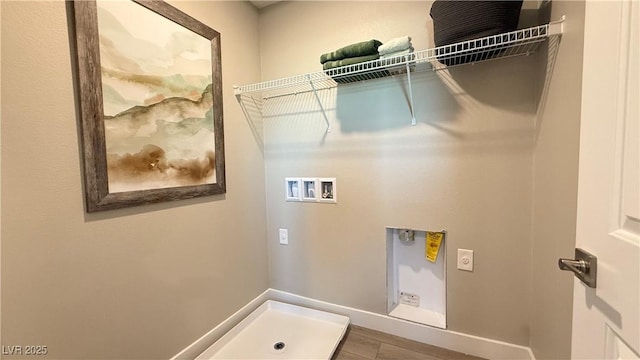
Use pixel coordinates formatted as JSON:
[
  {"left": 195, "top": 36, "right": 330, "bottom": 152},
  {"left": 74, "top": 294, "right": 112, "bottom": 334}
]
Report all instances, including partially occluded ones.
[
  {"left": 73, "top": 0, "right": 225, "bottom": 212},
  {"left": 98, "top": 0, "right": 214, "bottom": 192}
]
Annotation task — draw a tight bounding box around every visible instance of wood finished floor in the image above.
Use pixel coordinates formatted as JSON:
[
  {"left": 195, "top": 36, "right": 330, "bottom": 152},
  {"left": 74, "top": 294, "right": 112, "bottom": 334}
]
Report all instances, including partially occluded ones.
[{"left": 331, "top": 325, "right": 486, "bottom": 360}]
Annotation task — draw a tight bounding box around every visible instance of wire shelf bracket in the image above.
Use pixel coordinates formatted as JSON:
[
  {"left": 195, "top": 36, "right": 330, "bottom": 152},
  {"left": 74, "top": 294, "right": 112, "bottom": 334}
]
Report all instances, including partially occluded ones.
[
  {"left": 406, "top": 62, "right": 417, "bottom": 126},
  {"left": 234, "top": 18, "right": 565, "bottom": 131},
  {"left": 307, "top": 74, "right": 331, "bottom": 132}
]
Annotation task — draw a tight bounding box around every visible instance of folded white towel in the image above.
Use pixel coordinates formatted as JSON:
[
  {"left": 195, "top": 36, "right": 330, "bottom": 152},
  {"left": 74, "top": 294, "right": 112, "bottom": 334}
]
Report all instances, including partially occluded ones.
[
  {"left": 380, "top": 48, "right": 414, "bottom": 59},
  {"left": 379, "top": 36, "right": 412, "bottom": 56}
]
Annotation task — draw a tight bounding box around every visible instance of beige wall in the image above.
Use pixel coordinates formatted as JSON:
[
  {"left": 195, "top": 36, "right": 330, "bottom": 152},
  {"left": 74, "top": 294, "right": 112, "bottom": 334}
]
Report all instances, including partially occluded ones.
[
  {"left": 260, "top": 1, "right": 538, "bottom": 345},
  {"left": 1, "top": 0, "right": 587, "bottom": 357},
  {"left": 0, "top": 1, "right": 267, "bottom": 358},
  {"left": 530, "top": 1, "right": 585, "bottom": 359},
  {"left": 0, "top": 0, "right": 3, "bottom": 352}
]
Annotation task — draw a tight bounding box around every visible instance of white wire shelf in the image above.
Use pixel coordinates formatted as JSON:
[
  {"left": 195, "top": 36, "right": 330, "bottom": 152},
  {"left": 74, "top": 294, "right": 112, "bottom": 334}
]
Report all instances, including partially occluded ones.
[{"left": 234, "top": 19, "right": 564, "bottom": 99}]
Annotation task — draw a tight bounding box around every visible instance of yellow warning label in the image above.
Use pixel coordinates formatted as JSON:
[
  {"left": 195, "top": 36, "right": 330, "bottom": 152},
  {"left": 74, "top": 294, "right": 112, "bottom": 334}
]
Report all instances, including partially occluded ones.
[{"left": 426, "top": 231, "right": 444, "bottom": 263}]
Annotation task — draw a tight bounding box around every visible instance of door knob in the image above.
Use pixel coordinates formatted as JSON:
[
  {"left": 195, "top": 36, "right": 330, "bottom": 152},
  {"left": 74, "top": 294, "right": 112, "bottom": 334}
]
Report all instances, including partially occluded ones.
[{"left": 558, "top": 248, "right": 597, "bottom": 288}]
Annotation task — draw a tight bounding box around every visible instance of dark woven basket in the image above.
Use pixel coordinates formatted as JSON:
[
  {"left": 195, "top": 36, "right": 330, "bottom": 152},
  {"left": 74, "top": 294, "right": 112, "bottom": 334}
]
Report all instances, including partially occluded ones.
[{"left": 430, "top": 0, "right": 523, "bottom": 66}]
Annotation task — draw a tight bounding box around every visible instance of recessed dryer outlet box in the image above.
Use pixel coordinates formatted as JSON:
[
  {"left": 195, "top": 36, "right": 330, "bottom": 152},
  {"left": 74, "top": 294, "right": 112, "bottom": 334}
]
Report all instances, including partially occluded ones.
[{"left": 457, "top": 249, "right": 474, "bottom": 271}]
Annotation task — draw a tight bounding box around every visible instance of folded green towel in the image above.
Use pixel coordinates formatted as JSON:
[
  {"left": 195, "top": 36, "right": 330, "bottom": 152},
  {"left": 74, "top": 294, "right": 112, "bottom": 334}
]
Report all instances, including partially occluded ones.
[
  {"left": 322, "top": 54, "right": 381, "bottom": 71},
  {"left": 320, "top": 40, "right": 382, "bottom": 64},
  {"left": 332, "top": 69, "right": 392, "bottom": 84}
]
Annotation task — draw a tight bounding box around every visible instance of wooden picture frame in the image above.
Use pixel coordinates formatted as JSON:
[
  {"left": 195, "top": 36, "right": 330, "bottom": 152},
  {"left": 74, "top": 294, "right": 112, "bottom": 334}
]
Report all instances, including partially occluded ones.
[{"left": 72, "top": 0, "right": 225, "bottom": 212}]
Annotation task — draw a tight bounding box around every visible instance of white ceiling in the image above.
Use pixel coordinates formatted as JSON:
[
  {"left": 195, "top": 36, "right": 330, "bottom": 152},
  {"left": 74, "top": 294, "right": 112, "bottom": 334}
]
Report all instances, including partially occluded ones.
[
  {"left": 250, "top": 0, "right": 543, "bottom": 10},
  {"left": 250, "top": 1, "right": 281, "bottom": 9}
]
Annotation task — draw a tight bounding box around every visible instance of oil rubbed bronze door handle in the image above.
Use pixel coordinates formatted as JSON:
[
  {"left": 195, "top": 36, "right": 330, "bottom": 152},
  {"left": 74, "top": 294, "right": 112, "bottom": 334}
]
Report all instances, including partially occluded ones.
[{"left": 558, "top": 248, "right": 597, "bottom": 288}]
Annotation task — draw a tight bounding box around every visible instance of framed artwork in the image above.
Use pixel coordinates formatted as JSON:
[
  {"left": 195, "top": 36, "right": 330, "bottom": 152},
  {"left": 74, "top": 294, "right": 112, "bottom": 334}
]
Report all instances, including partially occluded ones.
[
  {"left": 318, "top": 178, "right": 337, "bottom": 203},
  {"left": 285, "top": 178, "right": 302, "bottom": 201},
  {"left": 301, "top": 178, "right": 318, "bottom": 202},
  {"left": 72, "top": 0, "right": 224, "bottom": 212}
]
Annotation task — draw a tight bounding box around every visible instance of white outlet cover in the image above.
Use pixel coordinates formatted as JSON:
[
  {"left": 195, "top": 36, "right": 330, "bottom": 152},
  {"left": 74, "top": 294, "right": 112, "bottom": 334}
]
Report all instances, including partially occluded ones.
[
  {"left": 457, "top": 249, "right": 474, "bottom": 271},
  {"left": 279, "top": 229, "right": 288, "bottom": 245}
]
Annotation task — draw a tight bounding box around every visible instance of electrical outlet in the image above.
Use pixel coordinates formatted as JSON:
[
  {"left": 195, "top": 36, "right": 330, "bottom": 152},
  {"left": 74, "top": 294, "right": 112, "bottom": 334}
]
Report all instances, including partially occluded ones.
[
  {"left": 279, "top": 229, "right": 288, "bottom": 245},
  {"left": 457, "top": 249, "right": 474, "bottom": 271}
]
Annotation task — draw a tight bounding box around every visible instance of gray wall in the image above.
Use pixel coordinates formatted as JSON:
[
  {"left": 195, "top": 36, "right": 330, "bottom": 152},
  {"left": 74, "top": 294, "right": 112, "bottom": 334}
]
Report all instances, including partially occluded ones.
[
  {"left": 530, "top": 1, "right": 585, "bottom": 359},
  {"left": 260, "top": 1, "right": 538, "bottom": 346},
  {"left": 1, "top": 1, "right": 267, "bottom": 358}
]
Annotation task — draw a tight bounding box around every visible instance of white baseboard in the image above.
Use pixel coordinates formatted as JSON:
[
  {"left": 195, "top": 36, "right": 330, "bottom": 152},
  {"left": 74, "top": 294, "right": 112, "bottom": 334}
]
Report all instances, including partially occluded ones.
[
  {"left": 171, "top": 288, "right": 535, "bottom": 360},
  {"left": 267, "top": 289, "right": 534, "bottom": 360}
]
